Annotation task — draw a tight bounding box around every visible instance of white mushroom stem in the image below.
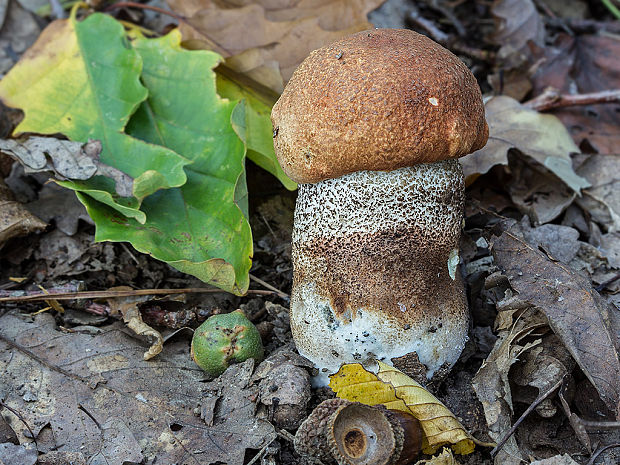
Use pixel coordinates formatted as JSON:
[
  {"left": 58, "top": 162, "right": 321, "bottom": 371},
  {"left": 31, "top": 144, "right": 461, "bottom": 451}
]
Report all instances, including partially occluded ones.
[{"left": 291, "top": 160, "right": 468, "bottom": 386}]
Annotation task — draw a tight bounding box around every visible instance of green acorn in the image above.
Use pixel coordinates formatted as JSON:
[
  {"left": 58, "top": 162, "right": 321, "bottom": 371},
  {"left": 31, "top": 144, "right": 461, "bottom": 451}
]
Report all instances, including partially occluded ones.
[{"left": 191, "top": 309, "right": 264, "bottom": 376}]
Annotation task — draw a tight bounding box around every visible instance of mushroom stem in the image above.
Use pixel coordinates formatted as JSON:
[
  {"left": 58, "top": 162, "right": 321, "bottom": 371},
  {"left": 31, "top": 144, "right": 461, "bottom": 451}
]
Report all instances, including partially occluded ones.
[{"left": 291, "top": 161, "right": 468, "bottom": 385}]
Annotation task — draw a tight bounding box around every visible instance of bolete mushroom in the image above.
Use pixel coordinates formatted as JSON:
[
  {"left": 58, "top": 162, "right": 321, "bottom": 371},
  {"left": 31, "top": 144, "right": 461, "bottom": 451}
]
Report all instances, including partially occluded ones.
[{"left": 271, "top": 29, "right": 488, "bottom": 385}]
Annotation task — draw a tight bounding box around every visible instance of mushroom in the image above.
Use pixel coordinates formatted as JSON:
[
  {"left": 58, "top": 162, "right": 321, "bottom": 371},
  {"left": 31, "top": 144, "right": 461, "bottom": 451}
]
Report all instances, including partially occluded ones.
[{"left": 271, "top": 29, "right": 488, "bottom": 385}]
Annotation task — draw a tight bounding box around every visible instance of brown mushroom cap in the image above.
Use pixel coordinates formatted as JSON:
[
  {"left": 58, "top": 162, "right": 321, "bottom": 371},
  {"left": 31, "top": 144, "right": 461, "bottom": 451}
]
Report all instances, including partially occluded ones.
[{"left": 271, "top": 28, "right": 488, "bottom": 184}]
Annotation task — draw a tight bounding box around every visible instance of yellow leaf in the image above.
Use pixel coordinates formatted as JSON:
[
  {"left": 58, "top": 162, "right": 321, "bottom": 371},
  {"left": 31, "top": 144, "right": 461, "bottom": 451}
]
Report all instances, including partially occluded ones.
[{"left": 329, "top": 362, "right": 475, "bottom": 455}]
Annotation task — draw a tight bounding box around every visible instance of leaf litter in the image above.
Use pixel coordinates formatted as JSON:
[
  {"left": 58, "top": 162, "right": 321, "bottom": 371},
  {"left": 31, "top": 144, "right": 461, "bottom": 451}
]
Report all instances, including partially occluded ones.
[{"left": 1, "top": 0, "right": 620, "bottom": 464}]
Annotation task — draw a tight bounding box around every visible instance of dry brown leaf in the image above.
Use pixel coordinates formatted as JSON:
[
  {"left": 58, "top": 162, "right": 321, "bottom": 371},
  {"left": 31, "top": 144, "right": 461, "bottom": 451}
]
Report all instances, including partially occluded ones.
[
  {"left": 0, "top": 311, "right": 275, "bottom": 464},
  {"left": 0, "top": 178, "right": 46, "bottom": 246},
  {"left": 531, "top": 34, "right": 620, "bottom": 154},
  {"left": 106, "top": 287, "right": 164, "bottom": 360},
  {"left": 329, "top": 361, "right": 476, "bottom": 455},
  {"left": 472, "top": 307, "right": 545, "bottom": 465},
  {"left": 167, "top": 0, "right": 385, "bottom": 92},
  {"left": 490, "top": 0, "right": 544, "bottom": 68},
  {"left": 575, "top": 154, "right": 620, "bottom": 232},
  {"left": 530, "top": 454, "right": 580, "bottom": 465},
  {"left": 492, "top": 228, "right": 620, "bottom": 418},
  {"left": 415, "top": 448, "right": 458, "bottom": 464},
  {"left": 461, "top": 96, "right": 589, "bottom": 195}
]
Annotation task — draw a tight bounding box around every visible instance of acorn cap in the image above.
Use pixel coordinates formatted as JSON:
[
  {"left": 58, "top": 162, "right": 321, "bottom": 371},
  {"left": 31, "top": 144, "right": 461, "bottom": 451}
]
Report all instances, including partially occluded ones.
[{"left": 271, "top": 28, "right": 488, "bottom": 184}]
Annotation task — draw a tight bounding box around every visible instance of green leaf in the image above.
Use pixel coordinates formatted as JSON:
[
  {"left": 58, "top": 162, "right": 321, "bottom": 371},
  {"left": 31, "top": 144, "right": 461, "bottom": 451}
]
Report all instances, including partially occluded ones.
[
  {"left": 78, "top": 29, "right": 253, "bottom": 294},
  {"left": 0, "top": 14, "right": 190, "bottom": 222},
  {"left": 217, "top": 71, "right": 297, "bottom": 190}
]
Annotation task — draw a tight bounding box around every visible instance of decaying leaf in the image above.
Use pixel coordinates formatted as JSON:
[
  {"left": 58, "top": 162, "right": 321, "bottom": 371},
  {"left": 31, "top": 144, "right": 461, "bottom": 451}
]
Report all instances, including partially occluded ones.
[
  {"left": 531, "top": 34, "right": 620, "bottom": 154},
  {"left": 167, "top": 0, "right": 385, "bottom": 91},
  {"left": 0, "top": 136, "right": 133, "bottom": 197},
  {"left": 106, "top": 288, "right": 164, "bottom": 360},
  {"left": 0, "top": 178, "right": 46, "bottom": 245},
  {"left": 461, "top": 96, "right": 589, "bottom": 195},
  {"left": 575, "top": 154, "right": 620, "bottom": 232},
  {"left": 507, "top": 153, "right": 576, "bottom": 224},
  {"left": 0, "top": 15, "right": 190, "bottom": 222},
  {"left": 472, "top": 307, "right": 545, "bottom": 465},
  {"left": 530, "top": 454, "right": 580, "bottom": 465},
  {"left": 329, "top": 361, "right": 475, "bottom": 455},
  {"left": 415, "top": 448, "right": 458, "bottom": 465},
  {"left": 492, "top": 228, "right": 620, "bottom": 418},
  {"left": 27, "top": 182, "right": 93, "bottom": 236},
  {"left": 490, "top": 0, "right": 544, "bottom": 67},
  {"left": 0, "top": 311, "right": 275, "bottom": 464}
]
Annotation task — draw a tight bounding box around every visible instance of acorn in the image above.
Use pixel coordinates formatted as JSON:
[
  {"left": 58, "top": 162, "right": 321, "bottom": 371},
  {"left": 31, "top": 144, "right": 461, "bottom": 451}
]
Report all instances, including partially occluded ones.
[
  {"left": 191, "top": 309, "right": 264, "bottom": 377},
  {"left": 295, "top": 399, "right": 422, "bottom": 465}
]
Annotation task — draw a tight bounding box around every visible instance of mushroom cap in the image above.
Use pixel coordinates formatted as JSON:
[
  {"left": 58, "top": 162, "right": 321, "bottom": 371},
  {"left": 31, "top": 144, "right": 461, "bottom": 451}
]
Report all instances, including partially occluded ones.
[{"left": 271, "top": 28, "right": 488, "bottom": 184}]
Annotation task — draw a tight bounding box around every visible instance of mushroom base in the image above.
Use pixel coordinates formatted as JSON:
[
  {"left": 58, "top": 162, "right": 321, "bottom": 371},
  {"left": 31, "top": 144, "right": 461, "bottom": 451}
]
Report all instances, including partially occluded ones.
[{"left": 290, "top": 162, "right": 468, "bottom": 386}]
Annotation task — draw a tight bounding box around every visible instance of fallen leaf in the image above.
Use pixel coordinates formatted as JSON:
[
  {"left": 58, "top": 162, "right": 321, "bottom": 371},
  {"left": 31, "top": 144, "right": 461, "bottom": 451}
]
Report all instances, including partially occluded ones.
[
  {"left": 575, "top": 154, "right": 620, "bottom": 232},
  {"left": 167, "top": 0, "right": 385, "bottom": 91},
  {"left": 0, "top": 311, "right": 275, "bottom": 464},
  {"left": 530, "top": 454, "right": 580, "bottom": 465},
  {"left": 82, "top": 29, "right": 253, "bottom": 295},
  {"left": 472, "top": 307, "right": 544, "bottom": 465},
  {"left": 0, "top": 178, "right": 46, "bottom": 246},
  {"left": 490, "top": 0, "right": 544, "bottom": 68},
  {"left": 27, "top": 182, "right": 93, "bottom": 236},
  {"left": 0, "top": 15, "right": 191, "bottom": 222},
  {"left": 0, "top": 443, "right": 37, "bottom": 465},
  {"left": 531, "top": 34, "right": 620, "bottom": 154},
  {"left": 415, "top": 448, "right": 458, "bottom": 464},
  {"left": 0, "top": 0, "right": 40, "bottom": 76},
  {"left": 107, "top": 289, "right": 164, "bottom": 361},
  {"left": 517, "top": 219, "right": 580, "bottom": 264},
  {"left": 507, "top": 153, "right": 576, "bottom": 224},
  {"left": 0, "top": 137, "right": 134, "bottom": 197},
  {"left": 217, "top": 73, "right": 297, "bottom": 190},
  {"left": 88, "top": 418, "right": 144, "bottom": 465},
  {"left": 329, "top": 361, "right": 475, "bottom": 455},
  {"left": 492, "top": 228, "right": 620, "bottom": 418},
  {"left": 461, "top": 96, "right": 589, "bottom": 194}
]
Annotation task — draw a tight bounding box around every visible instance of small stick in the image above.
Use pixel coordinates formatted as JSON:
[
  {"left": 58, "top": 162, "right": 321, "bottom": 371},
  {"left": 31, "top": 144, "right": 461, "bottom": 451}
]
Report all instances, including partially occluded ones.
[
  {"left": 0, "top": 402, "right": 37, "bottom": 447},
  {"left": 524, "top": 87, "right": 620, "bottom": 112},
  {"left": 586, "top": 443, "right": 620, "bottom": 465},
  {"left": 491, "top": 377, "right": 564, "bottom": 457},
  {"left": 0, "top": 287, "right": 278, "bottom": 303},
  {"left": 595, "top": 272, "right": 620, "bottom": 292},
  {"left": 249, "top": 274, "right": 290, "bottom": 299}
]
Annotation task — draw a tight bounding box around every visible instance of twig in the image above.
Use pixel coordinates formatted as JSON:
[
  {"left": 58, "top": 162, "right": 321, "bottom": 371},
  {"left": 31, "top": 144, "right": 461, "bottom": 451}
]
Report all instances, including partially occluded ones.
[
  {"left": 0, "top": 287, "right": 278, "bottom": 303},
  {"left": 595, "top": 272, "right": 620, "bottom": 292},
  {"left": 0, "top": 402, "right": 37, "bottom": 447},
  {"left": 249, "top": 274, "right": 290, "bottom": 299},
  {"left": 545, "top": 18, "right": 620, "bottom": 34},
  {"left": 104, "top": 1, "right": 186, "bottom": 22},
  {"left": 524, "top": 87, "right": 620, "bottom": 112},
  {"left": 408, "top": 5, "right": 493, "bottom": 61},
  {"left": 491, "top": 377, "right": 564, "bottom": 457},
  {"left": 587, "top": 443, "right": 620, "bottom": 465},
  {"left": 246, "top": 437, "right": 275, "bottom": 465},
  {"left": 409, "top": 5, "right": 450, "bottom": 43},
  {"left": 277, "top": 428, "right": 296, "bottom": 443},
  {"left": 427, "top": 0, "right": 467, "bottom": 37},
  {"left": 78, "top": 404, "right": 102, "bottom": 430},
  {"left": 104, "top": 1, "right": 233, "bottom": 56}
]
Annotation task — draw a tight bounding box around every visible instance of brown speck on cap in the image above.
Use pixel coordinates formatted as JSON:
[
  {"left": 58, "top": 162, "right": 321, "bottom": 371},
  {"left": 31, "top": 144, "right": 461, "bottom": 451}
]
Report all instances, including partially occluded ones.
[{"left": 271, "top": 28, "right": 488, "bottom": 184}]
